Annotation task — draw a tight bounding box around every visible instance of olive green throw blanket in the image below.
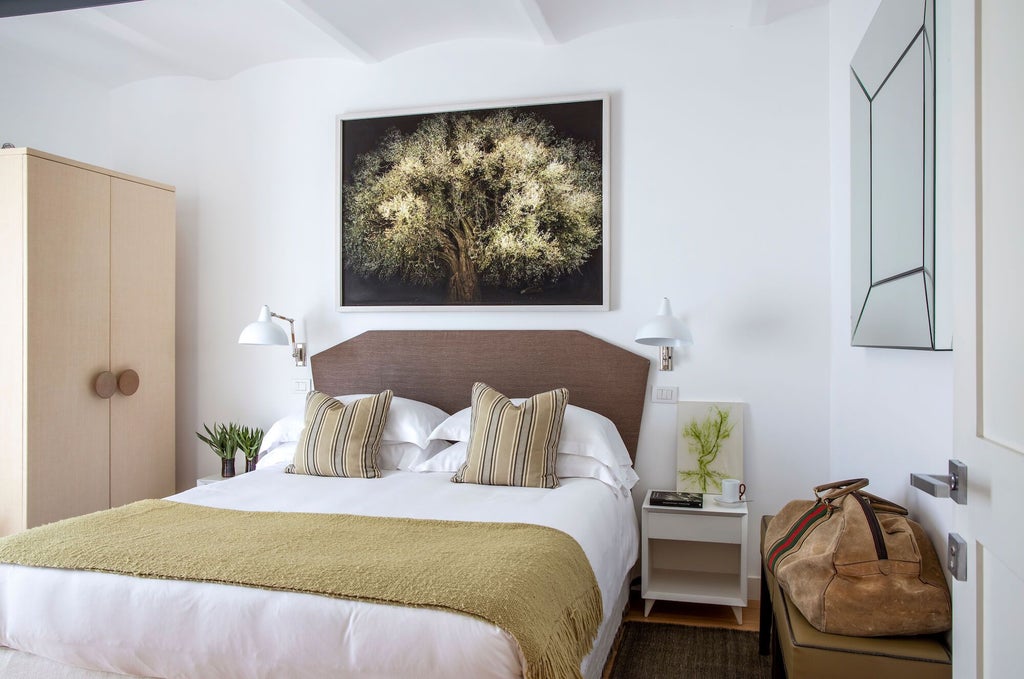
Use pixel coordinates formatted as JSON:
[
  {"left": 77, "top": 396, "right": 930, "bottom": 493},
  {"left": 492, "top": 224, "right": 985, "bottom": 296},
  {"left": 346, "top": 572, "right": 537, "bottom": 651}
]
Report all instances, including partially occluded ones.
[{"left": 0, "top": 499, "right": 602, "bottom": 679}]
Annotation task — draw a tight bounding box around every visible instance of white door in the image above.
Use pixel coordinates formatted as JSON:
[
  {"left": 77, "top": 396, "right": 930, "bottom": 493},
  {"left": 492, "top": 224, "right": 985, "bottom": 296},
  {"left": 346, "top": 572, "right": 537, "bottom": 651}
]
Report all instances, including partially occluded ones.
[{"left": 950, "top": 1, "right": 1024, "bottom": 677}]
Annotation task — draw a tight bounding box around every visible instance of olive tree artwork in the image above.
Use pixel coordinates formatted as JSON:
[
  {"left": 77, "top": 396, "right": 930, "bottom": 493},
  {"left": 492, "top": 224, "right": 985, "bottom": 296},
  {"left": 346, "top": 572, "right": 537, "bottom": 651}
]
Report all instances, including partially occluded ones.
[
  {"left": 338, "top": 97, "right": 607, "bottom": 309},
  {"left": 676, "top": 402, "right": 745, "bottom": 495}
]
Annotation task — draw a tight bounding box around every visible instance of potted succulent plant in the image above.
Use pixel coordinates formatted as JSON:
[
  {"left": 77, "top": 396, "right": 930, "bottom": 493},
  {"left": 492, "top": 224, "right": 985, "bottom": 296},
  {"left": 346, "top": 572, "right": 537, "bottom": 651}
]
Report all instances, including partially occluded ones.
[
  {"left": 196, "top": 422, "right": 239, "bottom": 478},
  {"left": 235, "top": 425, "right": 265, "bottom": 473}
]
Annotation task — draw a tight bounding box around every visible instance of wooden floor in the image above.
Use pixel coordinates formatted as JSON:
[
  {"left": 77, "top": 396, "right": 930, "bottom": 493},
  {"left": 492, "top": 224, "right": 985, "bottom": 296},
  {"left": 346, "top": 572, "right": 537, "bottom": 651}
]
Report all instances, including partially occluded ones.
[{"left": 601, "top": 590, "right": 762, "bottom": 677}]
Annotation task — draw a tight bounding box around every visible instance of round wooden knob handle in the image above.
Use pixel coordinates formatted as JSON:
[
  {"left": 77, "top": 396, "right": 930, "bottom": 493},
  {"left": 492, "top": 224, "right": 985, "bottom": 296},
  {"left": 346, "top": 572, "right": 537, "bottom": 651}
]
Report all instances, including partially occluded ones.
[
  {"left": 94, "top": 371, "right": 117, "bottom": 399},
  {"left": 118, "top": 369, "right": 140, "bottom": 396}
]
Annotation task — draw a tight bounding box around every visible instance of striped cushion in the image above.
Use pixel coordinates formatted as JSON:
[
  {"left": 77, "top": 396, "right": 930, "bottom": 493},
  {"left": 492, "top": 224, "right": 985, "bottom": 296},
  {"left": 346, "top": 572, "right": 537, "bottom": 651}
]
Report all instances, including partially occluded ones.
[
  {"left": 452, "top": 383, "right": 568, "bottom": 488},
  {"left": 287, "top": 390, "right": 392, "bottom": 478}
]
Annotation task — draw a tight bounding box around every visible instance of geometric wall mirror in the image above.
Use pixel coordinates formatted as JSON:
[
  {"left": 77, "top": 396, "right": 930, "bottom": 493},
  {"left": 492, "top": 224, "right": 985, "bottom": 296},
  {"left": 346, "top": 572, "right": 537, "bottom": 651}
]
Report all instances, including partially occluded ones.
[{"left": 850, "top": 0, "right": 948, "bottom": 349}]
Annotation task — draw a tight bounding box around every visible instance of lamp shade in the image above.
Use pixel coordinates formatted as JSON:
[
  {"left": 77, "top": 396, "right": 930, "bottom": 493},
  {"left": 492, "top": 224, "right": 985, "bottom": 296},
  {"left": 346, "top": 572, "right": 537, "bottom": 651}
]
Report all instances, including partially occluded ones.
[
  {"left": 635, "top": 298, "right": 693, "bottom": 347},
  {"left": 238, "top": 305, "right": 289, "bottom": 346}
]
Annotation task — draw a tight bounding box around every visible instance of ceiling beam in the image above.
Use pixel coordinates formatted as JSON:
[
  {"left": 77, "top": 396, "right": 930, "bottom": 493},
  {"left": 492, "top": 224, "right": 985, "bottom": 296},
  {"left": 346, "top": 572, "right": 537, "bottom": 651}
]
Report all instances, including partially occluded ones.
[
  {"left": 278, "top": 0, "right": 377, "bottom": 64},
  {"left": 0, "top": 0, "right": 140, "bottom": 18},
  {"left": 518, "top": 0, "right": 558, "bottom": 45}
]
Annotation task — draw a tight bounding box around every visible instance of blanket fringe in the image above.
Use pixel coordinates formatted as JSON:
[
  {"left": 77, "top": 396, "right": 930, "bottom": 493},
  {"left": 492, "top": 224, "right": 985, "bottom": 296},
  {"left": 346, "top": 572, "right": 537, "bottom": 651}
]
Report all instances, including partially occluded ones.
[{"left": 527, "top": 585, "right": 604, "bottom": 679}]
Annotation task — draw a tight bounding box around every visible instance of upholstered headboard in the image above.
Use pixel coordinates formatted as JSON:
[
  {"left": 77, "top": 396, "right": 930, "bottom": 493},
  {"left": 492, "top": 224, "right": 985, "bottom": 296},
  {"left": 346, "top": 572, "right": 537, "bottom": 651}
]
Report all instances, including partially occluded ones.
[{"left": 310, "top": 330, "right": 651, "bottom": 461}]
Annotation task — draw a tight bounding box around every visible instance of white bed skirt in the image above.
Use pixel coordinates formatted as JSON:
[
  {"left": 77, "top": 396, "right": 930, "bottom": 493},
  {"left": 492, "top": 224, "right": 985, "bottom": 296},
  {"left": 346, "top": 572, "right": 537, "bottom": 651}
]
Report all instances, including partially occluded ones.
[{"left": 0, "top": 573, "right": 630, "bottom": 679}]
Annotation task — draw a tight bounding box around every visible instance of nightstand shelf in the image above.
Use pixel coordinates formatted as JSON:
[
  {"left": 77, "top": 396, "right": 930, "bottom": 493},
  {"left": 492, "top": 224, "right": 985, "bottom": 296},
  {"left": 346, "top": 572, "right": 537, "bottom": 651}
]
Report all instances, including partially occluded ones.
[
  {"left": 641, "top": 489, "right": 749, "bottom": 623},
  {"left": 645, "top": 568, "right": 746, "bottom": 603}
]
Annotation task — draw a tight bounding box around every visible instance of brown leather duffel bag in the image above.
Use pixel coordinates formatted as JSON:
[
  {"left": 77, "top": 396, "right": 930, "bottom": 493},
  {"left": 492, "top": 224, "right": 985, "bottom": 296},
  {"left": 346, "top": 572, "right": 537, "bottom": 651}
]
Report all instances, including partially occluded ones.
[{"left": 764, "top": 478, "right": 951, "bottom": 637}]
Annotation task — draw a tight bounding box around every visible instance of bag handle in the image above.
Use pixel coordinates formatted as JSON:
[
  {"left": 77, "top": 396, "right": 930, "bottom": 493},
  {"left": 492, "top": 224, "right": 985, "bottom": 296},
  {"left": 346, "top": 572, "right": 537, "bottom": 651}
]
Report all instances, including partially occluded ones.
[
  {"left": 857, "top": 489, "right": 909, "bottom": 516},
  {"left": 813, "top": 478, "right": 869, "bottom": 503}
]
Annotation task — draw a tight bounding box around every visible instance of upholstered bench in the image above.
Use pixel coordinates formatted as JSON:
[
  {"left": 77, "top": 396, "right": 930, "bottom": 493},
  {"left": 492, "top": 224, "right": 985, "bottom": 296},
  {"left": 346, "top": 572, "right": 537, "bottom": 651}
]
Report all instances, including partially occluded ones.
[{"left": 759, "top": 516, "right": 952, "bottom": 679}]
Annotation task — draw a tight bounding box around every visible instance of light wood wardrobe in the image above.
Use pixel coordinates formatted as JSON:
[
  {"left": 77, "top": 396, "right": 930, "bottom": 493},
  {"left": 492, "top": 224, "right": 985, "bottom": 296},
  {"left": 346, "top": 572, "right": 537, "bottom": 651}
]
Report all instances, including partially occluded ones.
[{"left": 0, "top": 148, "right": 175, "bottom": 536}]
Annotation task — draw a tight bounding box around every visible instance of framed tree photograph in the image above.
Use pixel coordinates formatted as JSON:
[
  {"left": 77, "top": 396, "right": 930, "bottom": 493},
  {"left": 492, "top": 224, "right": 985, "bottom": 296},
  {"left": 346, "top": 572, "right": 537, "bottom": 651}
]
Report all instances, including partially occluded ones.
[
  {"left": 675, "top": 401, "right": 745, "bottom": 495},
  {"left": 336, "top": 94, "right": 609, "bottom": 310}
]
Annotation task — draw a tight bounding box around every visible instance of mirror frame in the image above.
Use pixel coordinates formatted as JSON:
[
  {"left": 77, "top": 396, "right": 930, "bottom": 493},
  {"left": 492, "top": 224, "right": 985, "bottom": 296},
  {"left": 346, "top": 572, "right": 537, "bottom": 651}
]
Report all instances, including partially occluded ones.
[{"left": 850, "top": 0, "right": 947, "bottom": 350}]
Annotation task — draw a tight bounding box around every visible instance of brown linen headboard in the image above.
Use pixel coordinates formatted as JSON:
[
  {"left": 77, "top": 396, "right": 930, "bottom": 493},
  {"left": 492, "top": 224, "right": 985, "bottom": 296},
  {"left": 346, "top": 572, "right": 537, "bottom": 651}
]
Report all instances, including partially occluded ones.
[{"left": 310, "top": 330, "right": 651, "bottom": 461}]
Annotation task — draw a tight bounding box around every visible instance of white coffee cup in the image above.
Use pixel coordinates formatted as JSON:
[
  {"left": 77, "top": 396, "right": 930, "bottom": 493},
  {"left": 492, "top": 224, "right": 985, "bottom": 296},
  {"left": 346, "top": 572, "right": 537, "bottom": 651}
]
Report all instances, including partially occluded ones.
[{"left": 721, "top": 478, "right": 746, "bottom": 503}]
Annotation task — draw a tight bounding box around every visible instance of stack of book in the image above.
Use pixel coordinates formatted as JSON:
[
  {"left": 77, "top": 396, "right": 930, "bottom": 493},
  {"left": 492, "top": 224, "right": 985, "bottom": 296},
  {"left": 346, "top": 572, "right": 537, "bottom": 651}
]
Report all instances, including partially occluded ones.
[{"left": 650, "top": 491, "right": 703, "bottom": 508}]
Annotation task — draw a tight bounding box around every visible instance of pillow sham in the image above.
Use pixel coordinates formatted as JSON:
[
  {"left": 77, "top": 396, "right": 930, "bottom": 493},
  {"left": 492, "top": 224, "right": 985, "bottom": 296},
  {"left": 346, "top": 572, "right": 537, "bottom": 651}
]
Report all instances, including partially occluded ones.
[
  {"left": 412, "top": 440, "right": 637, "bottom": 494},
  {"left": 430, "top": 401, "right": 633, "bottom": 473},
  {"left": 262, "top": 440, "right": 451, "bottom": 471},
  {"left": 410, "top": 440, "right": 468, "bottom": 473},
  {"left": 257, "top": 443, "right": 297, "bottom": 469},
  {"left": 452, "top": 383, "right": 567, "bottom": 489},
  {"left": 380, "top": 439, "right": 452, "bottom": 470},
  {"left": 336, "top": 394, "right": 448, "bottom": 449},
  {"left": 259, "top": 395, "right": 449, "bottom": 455},
  {"left": 287, "top": 390, "right": 392, "bottom": 478}
]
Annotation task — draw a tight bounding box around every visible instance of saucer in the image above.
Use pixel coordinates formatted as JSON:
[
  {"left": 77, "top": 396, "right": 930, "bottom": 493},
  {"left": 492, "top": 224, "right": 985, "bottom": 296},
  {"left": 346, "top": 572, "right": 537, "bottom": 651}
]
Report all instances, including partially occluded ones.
[{"left": 712, "top": 497, "right": 746, "bottom": 507}]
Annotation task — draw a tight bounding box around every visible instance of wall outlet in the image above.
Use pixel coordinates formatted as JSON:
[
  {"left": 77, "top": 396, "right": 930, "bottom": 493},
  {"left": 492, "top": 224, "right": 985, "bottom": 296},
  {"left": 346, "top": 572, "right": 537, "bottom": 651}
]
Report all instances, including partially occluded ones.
[
  {"left": 652, "top": 386, "right": 678, "bottom": 403},
  {"left": 292, "top": 379, "right": 311, "bottom": 393}
]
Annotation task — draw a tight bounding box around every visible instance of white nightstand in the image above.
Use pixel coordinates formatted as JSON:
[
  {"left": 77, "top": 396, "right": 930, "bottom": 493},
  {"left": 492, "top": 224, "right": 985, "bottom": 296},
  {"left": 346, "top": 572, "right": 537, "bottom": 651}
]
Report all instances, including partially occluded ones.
[
  {"left": 197, "top": 474, "right": 227, "bottom": 487},
  {"left": 641, "top": 488, "right": 749, "bottom": 623}
]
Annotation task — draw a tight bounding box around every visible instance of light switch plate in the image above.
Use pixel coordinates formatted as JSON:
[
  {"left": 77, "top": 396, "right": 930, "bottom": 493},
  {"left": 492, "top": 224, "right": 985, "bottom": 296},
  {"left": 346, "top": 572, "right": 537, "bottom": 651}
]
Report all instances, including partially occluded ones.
[
  {"left": 293, "top": 379, "right": 311, "bottom": 393},
  {"left": 652, "top": 386, "right": 678, "bottom": 403}
]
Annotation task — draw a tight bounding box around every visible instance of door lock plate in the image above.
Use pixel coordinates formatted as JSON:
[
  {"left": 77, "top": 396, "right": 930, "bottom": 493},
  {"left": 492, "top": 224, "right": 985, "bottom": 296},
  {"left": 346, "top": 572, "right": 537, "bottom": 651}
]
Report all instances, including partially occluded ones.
[{"left": 948, "top": 533, "right": 968, "bottom": 581}]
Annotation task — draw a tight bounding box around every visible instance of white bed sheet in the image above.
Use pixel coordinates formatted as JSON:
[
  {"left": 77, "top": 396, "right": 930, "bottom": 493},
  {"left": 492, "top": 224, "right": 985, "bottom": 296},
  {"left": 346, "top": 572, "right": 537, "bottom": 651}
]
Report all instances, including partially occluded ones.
[{"left": 0, "top": 463, "right": 638, "bottom": 679}]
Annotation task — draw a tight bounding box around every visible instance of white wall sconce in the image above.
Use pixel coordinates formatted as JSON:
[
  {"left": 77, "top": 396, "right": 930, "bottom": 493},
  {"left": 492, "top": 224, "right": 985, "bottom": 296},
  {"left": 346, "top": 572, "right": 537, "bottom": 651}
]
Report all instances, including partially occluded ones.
[
  {"left": 238, "top": 305, "right": 307, "bottom": 367},
  {"left": 635, "top": 297, "right": 693, "bottom": 371}
]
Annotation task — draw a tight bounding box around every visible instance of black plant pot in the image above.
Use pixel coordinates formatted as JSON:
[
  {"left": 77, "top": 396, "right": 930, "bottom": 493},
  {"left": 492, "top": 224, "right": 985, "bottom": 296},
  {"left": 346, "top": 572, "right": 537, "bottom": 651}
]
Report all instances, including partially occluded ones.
[
  {"left": 245, "top": 457, "right": 257, "bottom": 473},
  {"left": 221, "top": 457, "right": 236, "bottom": 478}
]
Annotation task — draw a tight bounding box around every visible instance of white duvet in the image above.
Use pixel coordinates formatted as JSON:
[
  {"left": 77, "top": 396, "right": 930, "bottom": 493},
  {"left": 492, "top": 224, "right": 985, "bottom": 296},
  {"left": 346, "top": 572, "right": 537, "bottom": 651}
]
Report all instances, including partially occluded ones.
[{"left": 0, "top": 463, "right": 638, "bottom": 679}]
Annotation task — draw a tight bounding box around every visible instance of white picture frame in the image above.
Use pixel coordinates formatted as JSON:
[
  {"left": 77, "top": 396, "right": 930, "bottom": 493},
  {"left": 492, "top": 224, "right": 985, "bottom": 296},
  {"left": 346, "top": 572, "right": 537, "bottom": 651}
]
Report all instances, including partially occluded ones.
[
  {"left": 336, "top": 93, "right": 610, "bottom": 312},
  {"left": 675, "top": 401, "right": 745, "bottom": 495}
]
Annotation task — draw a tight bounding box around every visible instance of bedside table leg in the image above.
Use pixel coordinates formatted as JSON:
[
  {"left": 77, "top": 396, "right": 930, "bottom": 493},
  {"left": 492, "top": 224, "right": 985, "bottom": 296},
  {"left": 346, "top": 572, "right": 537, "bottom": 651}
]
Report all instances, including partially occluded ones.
[
  {"left": 731, "top": 605, "right": 743, "bottom": 625},
  {"left": 643, "top": 599, "right": 654, "bottom": 617}
]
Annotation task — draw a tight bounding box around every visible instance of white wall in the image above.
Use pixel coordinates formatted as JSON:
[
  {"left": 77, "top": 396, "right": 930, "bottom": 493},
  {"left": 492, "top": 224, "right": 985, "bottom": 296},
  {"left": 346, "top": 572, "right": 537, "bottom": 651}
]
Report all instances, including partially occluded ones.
[
  {"left": 0, "top": 54, "right": 112, "bottom": 167},
  {"left": 109, "top": 11, "right": 832, "bottom": 579},
  {"left": 0, "top": 9, "right": 833, "bottom": 583},
  {"left": 828, "top": 0, "right": 954, "bottom": 542}
]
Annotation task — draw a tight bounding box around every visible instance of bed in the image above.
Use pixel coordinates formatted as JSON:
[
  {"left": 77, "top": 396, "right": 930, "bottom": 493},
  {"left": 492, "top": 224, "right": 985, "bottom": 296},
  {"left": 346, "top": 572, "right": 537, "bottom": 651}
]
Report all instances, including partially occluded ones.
[{"left": 0, "top": 330, "right": 650, "bottom": 679}]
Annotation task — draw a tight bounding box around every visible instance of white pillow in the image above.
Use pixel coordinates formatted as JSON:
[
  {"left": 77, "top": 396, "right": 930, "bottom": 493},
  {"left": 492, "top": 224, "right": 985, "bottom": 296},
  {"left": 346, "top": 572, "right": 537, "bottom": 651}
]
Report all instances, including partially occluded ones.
[
  {"left": 258, "top": 440, "right": 451, "bottom": 471},
  {"left": 259, "top": 415, "right": 305, "bottom": 455},
  {"left": 559, "top": 454, "right": 637, "bottom": 495},
  {"left": 429, "top": 402, "right": 634, "bottom": 470},
  {"left": 258, "top": 395, "right": 450, "bottom": 453},
  {"left": 410, "top": 440, "right": 469, "bottom": 473},
  {"left": 338, "top": 394, "right": 449, "bottom": 449},
  {"left": 410, "top": 440, "right": 637, "bottom": 494},
  {"left": 256, "top": 442, "right": 297, "bottom": 469},
  {"left": 383, "top": 439, "right": 452, "bottom": 470}
]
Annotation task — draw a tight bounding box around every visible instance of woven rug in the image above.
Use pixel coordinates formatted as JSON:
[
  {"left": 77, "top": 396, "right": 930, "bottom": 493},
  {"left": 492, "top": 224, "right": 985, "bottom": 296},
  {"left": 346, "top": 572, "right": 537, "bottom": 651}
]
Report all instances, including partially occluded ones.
[{"left": 608, "top": 622, "right": 772, "bottom": 679}]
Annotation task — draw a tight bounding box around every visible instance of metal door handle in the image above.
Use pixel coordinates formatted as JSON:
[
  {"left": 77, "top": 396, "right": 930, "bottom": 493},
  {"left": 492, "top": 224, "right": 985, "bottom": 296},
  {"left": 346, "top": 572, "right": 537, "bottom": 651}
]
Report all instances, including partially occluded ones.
[{"left": 910, "top": 459, "right": 967, "bottom": 505}]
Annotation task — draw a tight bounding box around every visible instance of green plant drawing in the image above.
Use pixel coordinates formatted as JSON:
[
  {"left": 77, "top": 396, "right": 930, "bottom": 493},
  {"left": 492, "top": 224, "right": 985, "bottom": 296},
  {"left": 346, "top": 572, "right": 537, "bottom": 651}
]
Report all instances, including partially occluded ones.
[{"left": 678, "top": 406, "right": 734, "bottom": 493}]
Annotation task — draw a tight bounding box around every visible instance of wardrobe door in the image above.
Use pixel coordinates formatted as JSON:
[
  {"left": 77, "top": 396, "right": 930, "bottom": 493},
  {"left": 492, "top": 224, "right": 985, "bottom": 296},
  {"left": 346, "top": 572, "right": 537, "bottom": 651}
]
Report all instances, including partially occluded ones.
[
  {"left": 0, "top": 154, "right": 26, "bottom": 535},
  {"left": 109, "top": 177, "right": 175, "bottom": 507},
  {"left": 25, "top": 156, "right": 111, "bottom": 527}
]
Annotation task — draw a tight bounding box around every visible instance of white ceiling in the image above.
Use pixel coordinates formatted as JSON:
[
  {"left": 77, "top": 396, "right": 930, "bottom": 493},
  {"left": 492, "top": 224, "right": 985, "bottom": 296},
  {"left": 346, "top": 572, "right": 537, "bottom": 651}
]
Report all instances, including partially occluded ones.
[{"left": 0, "top": 0, "right": 827, "bottom": 88}]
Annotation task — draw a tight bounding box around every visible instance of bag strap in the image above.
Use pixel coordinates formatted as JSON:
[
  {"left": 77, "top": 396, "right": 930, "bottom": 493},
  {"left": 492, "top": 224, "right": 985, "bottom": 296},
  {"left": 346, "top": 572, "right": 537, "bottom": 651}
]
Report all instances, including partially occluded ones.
[
  {"left": 857, "top": 489, "right": 909, "bottom": 516},
  {"left": 811, "top": 479, "right": 909, "bottom": 515},
  {"left": 813, "top": 478, "right": 869, "bottom": 503}
]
